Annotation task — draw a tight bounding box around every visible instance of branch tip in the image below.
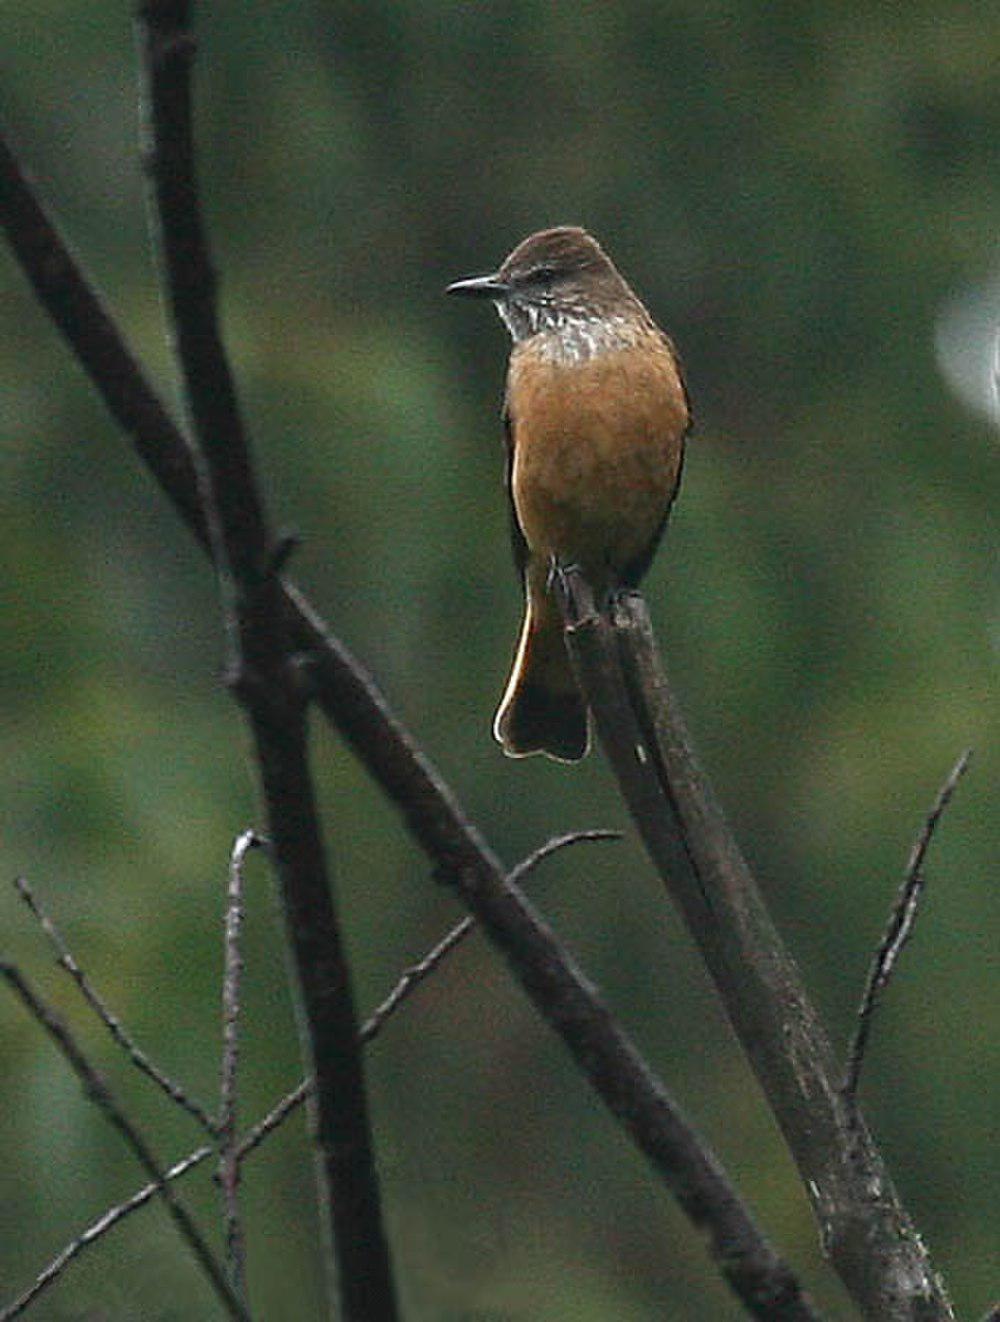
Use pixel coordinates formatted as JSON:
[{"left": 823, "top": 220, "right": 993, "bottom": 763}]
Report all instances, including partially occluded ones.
[{"left": 843, "top": 748, "right": 973, "bottom": 1104}]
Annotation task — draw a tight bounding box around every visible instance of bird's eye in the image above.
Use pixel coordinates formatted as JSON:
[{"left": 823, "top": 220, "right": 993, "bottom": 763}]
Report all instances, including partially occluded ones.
[{"left": 531, "top": 265, "right": 558, "bottom": 285}]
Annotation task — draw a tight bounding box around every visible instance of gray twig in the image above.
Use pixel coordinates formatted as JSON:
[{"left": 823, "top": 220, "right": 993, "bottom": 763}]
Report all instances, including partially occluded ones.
[
  {"left": 0, "top": 964, "right": 247, "bottom": 1321},
  {"left": 13, "top": 875, "right": 216, "bottom": 1135},
  {"left": 2, "top": 830, "right": 619, "bottom": 1318},
  {"left": 843, "top": 749, "right": 973, "bottom": 1104},
  {"left": 370, "top": 829, "right": 621, "bottom": 1039},
  {"left": 0, "top": 1144, "right": 213, "bottom": 1322},
  {"left": 218, "top": 830, "right": 262, "bottom": 1298}
]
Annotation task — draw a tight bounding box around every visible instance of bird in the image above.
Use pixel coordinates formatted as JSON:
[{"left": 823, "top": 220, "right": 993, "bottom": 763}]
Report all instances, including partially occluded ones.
[{"left": 447, "top": 226, "right": 690, "bottom": 762}]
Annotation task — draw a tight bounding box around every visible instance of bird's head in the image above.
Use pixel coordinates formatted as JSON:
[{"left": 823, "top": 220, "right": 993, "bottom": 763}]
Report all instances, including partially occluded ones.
[{"left": 447, "top": 226, "right": 641, "bottom": 343}]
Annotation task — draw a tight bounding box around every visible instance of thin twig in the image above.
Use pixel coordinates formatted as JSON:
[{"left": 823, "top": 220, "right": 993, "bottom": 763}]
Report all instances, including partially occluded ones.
[
  {"left": 137, "top": 5, "right": 398, "bottom": 1317},
  {"left": 0, "top": 1144, "right": 214, "bottom": 1322},
  {"left": 13, "top": 875, "right": 217, "bottom": 1135},
  {"left": 218, "top": 830, "right": 261, "bottom": 1300},
  {"left": 0, "top": 964, "right": 247, "bottom": 1321},
  {"left": 843, "top": 750, "right": 973, "bottom": 1104}
]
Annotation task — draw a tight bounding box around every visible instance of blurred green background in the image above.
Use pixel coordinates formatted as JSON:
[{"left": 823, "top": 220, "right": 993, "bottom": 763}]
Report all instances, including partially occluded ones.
[{"left": 2, "top": 2, "right": 997, "bottom": 1318}]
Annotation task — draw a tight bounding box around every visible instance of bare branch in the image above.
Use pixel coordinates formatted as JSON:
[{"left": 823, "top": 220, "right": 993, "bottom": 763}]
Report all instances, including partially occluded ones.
[
  {"left": 0, "top": 131, "right": 208, "bottom": 548},
  {"left": 218, "top": 830, "right": 262, "bottom": 1298},
  {"left": 282, "top": 604, "right": 825, "bottom": 1319},
  {"left": 553, "top": 572, "right": 955, "bottom": 1321},
  {"left": 372, "top": 829, "right": 620, "bottom": 1036},
  {"left": 0, "top": 964, "right": 247, "bottom": 1320},
  {"left": 13, "top": 875, "right": 216, "bottom": 1134},
  {"left": 843, "top": 749, "right": 973, "bottom": 1104},
  {"left": 136, "top": 5, "right": 398, "bottom": 1317}
]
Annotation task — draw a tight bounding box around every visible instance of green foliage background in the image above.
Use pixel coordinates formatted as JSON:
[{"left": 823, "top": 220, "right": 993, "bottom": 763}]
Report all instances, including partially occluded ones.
[{"left": 2, "top": 3, "right": 996, "bottom": 1318}]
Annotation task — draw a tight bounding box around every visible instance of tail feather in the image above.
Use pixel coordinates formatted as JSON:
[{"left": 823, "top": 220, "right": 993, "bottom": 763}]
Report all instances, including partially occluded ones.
[{"left": 494, "top": 596, "right": 589, "bottom": 762}]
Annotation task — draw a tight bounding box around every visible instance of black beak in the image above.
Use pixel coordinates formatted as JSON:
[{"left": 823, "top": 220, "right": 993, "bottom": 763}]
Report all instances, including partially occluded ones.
[{"left": 445, "top": 272, "right": 509, "bottom": 299}]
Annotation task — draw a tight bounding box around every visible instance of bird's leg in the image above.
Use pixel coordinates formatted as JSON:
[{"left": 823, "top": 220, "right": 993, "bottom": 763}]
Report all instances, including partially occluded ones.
[{"left": 546, "top": 556, "right": 598, "bottom": 627}]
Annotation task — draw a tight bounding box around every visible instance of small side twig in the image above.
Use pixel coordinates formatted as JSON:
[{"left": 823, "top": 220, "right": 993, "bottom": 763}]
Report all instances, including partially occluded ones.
[
  {"left": 13, "top": 875, "right": 216, "bottom": 1135},
  {"left": 0, "top": 1144, "right": 214, "bottom": 1322},
  {"left": 0, "top": 964, "right": 248, "bottom": 1322},
  {"left": 218, "top": 830, "right": 262, "bottom": 1300},
  {"left": 842, "top": 749, "right": 973, "bottom": 1105}
]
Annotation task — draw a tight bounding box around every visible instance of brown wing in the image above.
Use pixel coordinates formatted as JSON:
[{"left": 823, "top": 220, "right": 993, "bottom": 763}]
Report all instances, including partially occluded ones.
[
  {"left": 502, "top": 395, "right": 529, "bottom": 582},
  {"left": 620, "top": 331, "right": 693, "bottom": 587},
  {"left": 619, "top": 441, "right": 686, "bottom": 586}
]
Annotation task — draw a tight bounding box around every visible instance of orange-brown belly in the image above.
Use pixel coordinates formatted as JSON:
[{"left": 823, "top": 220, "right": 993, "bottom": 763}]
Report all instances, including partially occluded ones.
[{"left": 507, "top": 340, "right": 688, "bottom": 584}]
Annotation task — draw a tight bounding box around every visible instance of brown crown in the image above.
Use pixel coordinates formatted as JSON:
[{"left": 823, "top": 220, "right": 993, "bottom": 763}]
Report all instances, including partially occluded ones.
[{"left": 497, "top": 226, "right": 613, "bottom": 281}]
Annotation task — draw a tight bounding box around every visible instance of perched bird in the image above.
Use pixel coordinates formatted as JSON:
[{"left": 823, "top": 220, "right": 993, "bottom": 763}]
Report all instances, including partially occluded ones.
[{"left": 447, "top": 226, "right": 690, "bottom": 762}]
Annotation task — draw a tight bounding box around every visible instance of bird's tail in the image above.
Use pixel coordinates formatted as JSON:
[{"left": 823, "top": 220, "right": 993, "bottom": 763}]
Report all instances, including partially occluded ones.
[{"left": 493, "top": 590, "right": 589, "bottom": 762}]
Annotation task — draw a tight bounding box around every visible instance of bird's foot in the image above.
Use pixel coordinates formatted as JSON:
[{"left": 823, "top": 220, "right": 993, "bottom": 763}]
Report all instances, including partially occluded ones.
[{"left": 545, "top": 555, "right": 583, "bottom": 595}]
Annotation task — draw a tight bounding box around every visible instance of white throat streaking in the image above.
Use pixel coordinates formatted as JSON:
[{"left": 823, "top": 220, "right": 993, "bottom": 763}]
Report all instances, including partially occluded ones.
[{"left": 497, "top": 300, "right": 643, "bottom": 365}]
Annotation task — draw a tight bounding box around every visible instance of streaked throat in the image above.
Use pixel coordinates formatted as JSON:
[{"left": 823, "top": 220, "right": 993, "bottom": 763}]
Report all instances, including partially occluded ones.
[{"left": 498, "top": 299, "right": 646, "bottom": 365}]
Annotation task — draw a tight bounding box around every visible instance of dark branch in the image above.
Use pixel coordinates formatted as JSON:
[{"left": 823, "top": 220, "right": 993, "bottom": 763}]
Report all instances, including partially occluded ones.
[
  {"left": 438, "top": 865, "right": 822, "bottom": 1318},
  {"left": 13, "top": 875, "right": 216, "bottom": 1134},
  {"left": 135, "top": 6, "right": 398, "bottom": 1318},
  {"left": 555, "top": 572, "right": 955, "bottom": 1321},
  {"left": 843, "top": 750, "right": 972, "bottom": 1104},
  {"left": 0, "top": 964, "right": 247, "bottom": 1321},
  {"left": 0, "top": 131, "right": 208, "bottom": 548},
  {"left": 2, "top": 127, "right": 815, "bottom": 1318}
]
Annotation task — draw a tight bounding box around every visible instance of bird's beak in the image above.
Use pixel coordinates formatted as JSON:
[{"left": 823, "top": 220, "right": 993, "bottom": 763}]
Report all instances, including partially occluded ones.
[{"left": 445, "top": 272, "right": 510, "bottom": 299}]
